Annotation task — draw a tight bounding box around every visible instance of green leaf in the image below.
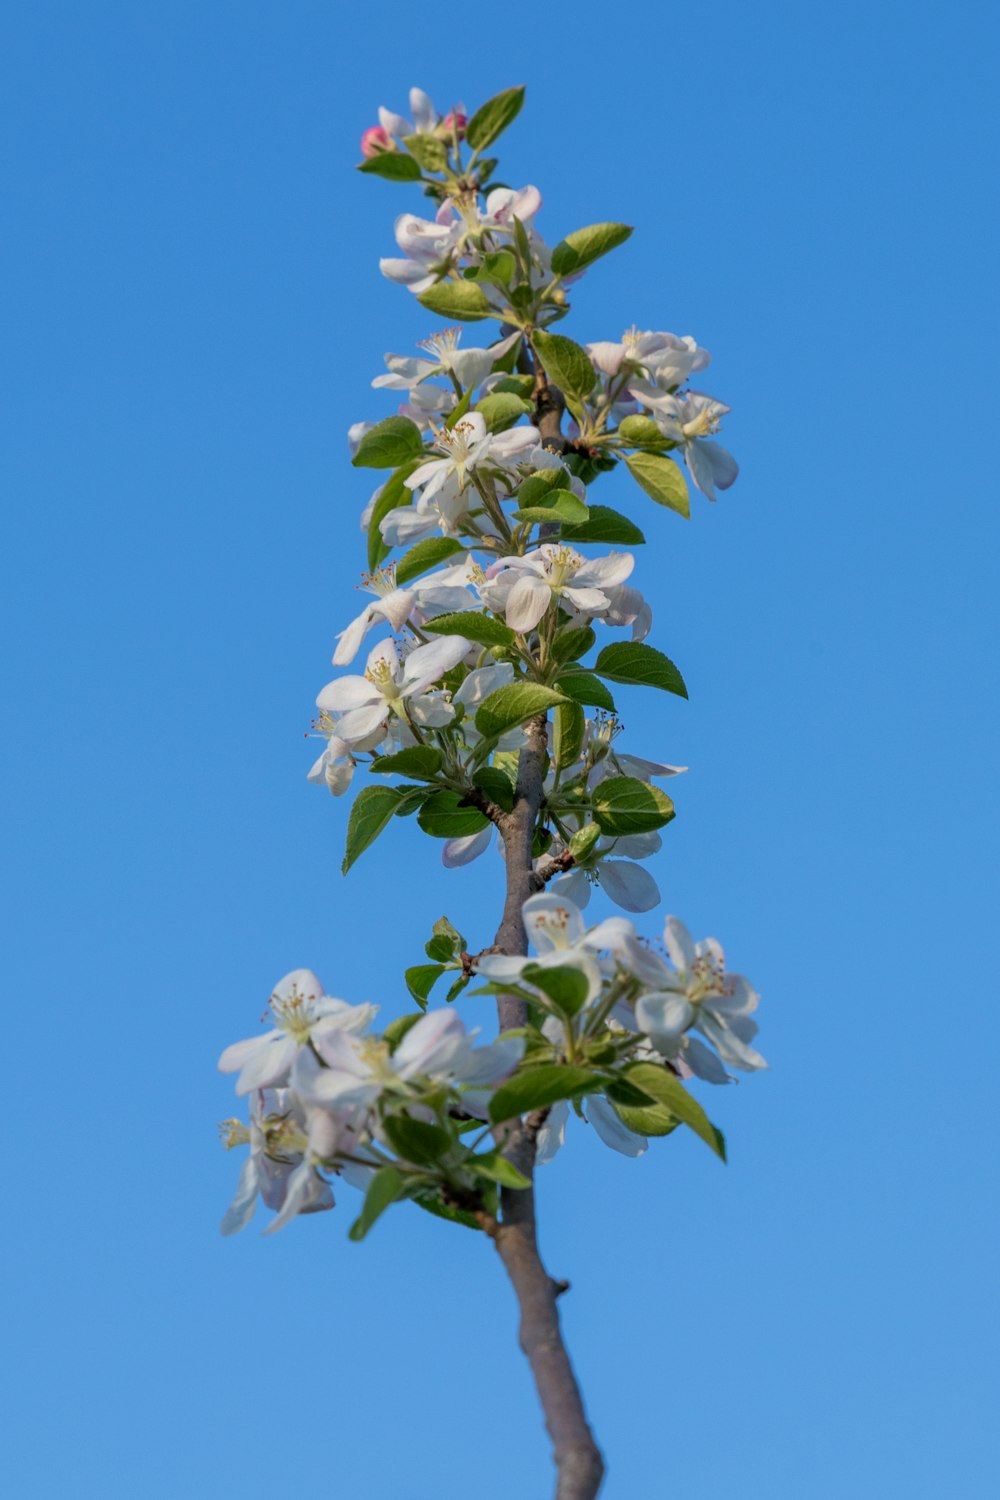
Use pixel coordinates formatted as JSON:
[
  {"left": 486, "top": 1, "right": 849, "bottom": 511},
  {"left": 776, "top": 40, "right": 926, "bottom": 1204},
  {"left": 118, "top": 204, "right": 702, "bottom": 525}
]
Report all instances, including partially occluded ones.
[
  {"left": 467, "top": 85, "right": 526, "bottom": 151},
  {"left": 557, "top": 671, "right": 616, "bottom": 711},
  {"left": 514, "top": 490, "right": 590, "bottom": 527},
  {"left": 402, "top": 132, "right": 448, "bottom": 172},
  {"left": 417, "top": 791, "right": 490, "bottom": 839},
  {"left": 432, "top": 914, "right": 465, "bottom": 950},
  {"left": 468, "top": 1150, "right": 532, "bottom": 1190},
  {"left": 395, "top": 537, "right": 465, "bottom": 585},
  {"left": 594, "top": 641, "right": 688, "bottom": 698},
  {"left": 424, "top": 936, "right": 454, "bottom": 963},
  {"left": 489, "top": 1065, "right": 599, "bottom": 1124},
  {"left": 445, "top": 973, "right": 470, "bottom": 1002},
  {"left": 348, "top": 1166, "right": 405, "bottom": 1241},
  {"left": 591, "top": 776, "right": 676, "bottom": 836},
  {"left": 383, "top": 1012, "right": 424, "bottom": 1052},
  {"left": 417, "top": 280, "right": 494, "bottom": 322},
  {"left": 552, "top": 623, "right": 596, "bottom": 664},
  {"left": 522, "top": 963, "right": 591, "bottom": 1017},
  {"left": 381, "top": 1114, "right": 451, "bottom": 1167},
  {"left": 391, "top": 784, "right": 429, "bottom": 815},
  {"left": 623, "top": 1062, "right": 727, "bottom": 1161},
  {"left": 516, "top": 469, "right": 566, "bottom": 506},
  {"left": 569, "top": 821, "right": 601, "bottom": 862},
  {"left": 552, "top": 700, "right": 585, "bottom": 769},
  {"left": 561, "top": 505, "right": 646, "bottom": 546},
  {"left": 371, "top": 746, "right": 443, "bottom": 778},
  {"left": 342, "top": 786, "right": 403, "bottom": 874},
  {"left": 469, "top": 249, "right": 516, "bottom": 286},
  {"left": 532, "top": 330, "right": 596, "bottom": 403},
  {"left": 413, "top": 1193, "right": 483, "bottom": 1231},
  {"left": 475, "top": 391, "right": 532, "bottom": 432},
  {"left": 472, "top": 766, "right": 516, "bottom": 811},
  {"left": 610, "top": 1097, "right": 680, "bottom": 1137},
  {"left": 474, "top": 683, "right": 569, "bottom": 739},
  {"left": 550, "top": 222, "right": 633, "bottom": 277},
  {"left": 351, "top": 415, "right": 425, "bottom": 470},
  {"left": 357, "top": 151, "right": 422, "bottom": 182},
  {"left": 366, "top": 460, "right": 421, "bottom": 571},
  {"left": 404, "top": 964, "right": 446, "bottom": 1008},
  {"left": 423, "top": 610, "right": 516, "bottom": 648},
  {"left": 617, "top": 414, "right": 668, "bottom": 447},
  {"left": 625, "top": 452, "right": 690, "bottom": 517},
  {"left": 492, "top": 374, "right": 535, "bottom": 399}
]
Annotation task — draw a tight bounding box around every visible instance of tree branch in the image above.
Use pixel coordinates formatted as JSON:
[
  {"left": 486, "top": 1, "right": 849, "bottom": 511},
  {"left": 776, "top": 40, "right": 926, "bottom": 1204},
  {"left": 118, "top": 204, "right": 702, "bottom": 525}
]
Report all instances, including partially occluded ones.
[{"left": 488, "top": 713, "right": 605, "bottom": 1500}]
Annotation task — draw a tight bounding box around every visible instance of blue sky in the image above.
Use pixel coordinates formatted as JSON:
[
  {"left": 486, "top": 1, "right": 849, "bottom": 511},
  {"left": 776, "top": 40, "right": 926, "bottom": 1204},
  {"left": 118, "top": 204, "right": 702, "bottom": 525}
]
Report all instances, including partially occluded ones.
[{"left": 3, "top": 2, "right": 998, "bottom": 1496}]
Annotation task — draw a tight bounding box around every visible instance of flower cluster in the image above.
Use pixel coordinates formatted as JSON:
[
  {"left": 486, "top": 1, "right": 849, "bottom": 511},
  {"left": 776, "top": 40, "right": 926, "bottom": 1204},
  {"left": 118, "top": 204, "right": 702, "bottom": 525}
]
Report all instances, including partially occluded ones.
[{"left": 219, "top": 83, "right": 761, "bottom": 1248}]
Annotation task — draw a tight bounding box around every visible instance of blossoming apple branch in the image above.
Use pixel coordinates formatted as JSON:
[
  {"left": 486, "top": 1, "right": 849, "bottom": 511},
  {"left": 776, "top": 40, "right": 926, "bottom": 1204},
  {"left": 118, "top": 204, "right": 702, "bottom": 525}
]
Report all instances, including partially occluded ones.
[{"left": 217, "top": 84, "right": 761, "bottom": 1500}]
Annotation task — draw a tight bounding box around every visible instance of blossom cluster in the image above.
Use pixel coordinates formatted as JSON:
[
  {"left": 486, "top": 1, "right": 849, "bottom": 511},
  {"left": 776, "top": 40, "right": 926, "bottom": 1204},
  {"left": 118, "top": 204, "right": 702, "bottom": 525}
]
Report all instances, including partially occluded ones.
[{"left": 218, "top": 83, "right": 763, "bottom": 1241}]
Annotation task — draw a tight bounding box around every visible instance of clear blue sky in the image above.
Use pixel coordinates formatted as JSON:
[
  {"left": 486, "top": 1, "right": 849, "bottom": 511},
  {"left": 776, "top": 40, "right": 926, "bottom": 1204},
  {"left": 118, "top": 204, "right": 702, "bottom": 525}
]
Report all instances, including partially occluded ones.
[{"left": 3, "top": 2, "right": 998, "bottom": 1496}]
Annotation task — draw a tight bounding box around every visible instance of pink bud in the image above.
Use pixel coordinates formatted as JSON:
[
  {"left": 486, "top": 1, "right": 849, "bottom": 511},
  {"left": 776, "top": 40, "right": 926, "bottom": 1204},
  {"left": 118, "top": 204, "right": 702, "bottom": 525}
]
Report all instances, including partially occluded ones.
[
  {"left": 360, "top": 125, "right": 393, "bottom": 159},
  {"left": 442, "top": 111, "right": 467, "bottom": 140}
]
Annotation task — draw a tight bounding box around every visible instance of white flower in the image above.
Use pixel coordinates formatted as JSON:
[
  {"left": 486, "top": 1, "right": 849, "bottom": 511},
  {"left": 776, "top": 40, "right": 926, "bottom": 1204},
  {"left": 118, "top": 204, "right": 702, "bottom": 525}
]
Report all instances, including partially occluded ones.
[
  {"left": 374, "top": 328, "right": 521, "bottom": 397},
  {"left": 380, "top": 205, "right": 463, "bottom": 294},
  {"left": 306, "top": 728, "right": 356, "bottom": 797},
  {"left": 477, "top": 891, "right": 603, "bottom": 1001},
  {"left": 633, "top": 917, "right": 766, "bottom": 1079},
  {"left": 534, "top": 1093, "right": 647, "bottom": 1164},
  {"left": 588, "top": 327, "right": 711, "bottom": 384},
  {"left": 332, "top": 560, "right": 475, "bottom": 666},
  {"left": 295, "top": 1009, "right": 524, "bottom": 1121},
  {"left": 219, "top": 1087, "right": 336, "bottom": 1236},
  {"left": 480, "top": 544, "right": 636, "bottom": 634},
  {"left": 630, "top": 386, "right": 738, "bottom": 502},
  {"left": 217, "top": 969, "right": 378, "bottom": 1095},
  {"left": 404, "top": 412, "right": 540, "bottom": 504},
  {"left": 315, "top": 634, "right": 471, "bottom": 747},
  {"left": 377, "top": 87, "right": 440, "bottom": 142}
]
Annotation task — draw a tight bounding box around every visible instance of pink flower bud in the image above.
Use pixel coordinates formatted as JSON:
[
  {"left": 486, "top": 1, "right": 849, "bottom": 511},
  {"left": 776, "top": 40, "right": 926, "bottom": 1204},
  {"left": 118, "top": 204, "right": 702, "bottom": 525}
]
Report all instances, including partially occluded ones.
[
  {"left": 442, "top": 111, "right": 467, "bottom": 140},
  {"left": 360, "top": 125, "right": 393, "bottom": 158}
]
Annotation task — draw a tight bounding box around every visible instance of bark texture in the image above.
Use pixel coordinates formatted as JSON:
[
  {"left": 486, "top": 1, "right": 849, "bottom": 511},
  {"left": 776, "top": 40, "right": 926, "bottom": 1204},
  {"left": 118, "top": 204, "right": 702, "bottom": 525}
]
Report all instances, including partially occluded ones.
[{"left": 490, "top": 714, "right": 605, "bottom": 1500}]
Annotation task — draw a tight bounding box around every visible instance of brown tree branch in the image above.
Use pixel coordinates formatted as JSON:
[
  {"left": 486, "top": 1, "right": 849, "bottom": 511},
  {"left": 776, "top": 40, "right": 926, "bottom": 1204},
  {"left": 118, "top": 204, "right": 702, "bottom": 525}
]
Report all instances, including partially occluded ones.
[{"left": 488, "top": 713, "right": 605, "bottom": 1500}]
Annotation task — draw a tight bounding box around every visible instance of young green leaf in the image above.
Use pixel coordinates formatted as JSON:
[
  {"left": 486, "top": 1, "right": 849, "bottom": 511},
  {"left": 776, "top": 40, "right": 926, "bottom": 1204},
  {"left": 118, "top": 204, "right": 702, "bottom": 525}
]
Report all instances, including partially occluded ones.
[
  {"left": 550, "top": 222, "right": 633, "bottom": 276},
  {"left": 474, "top": 683, "right": 569, "bottom": 739},
  {"left": 593, "top": 642, "right": 688, "bottom": 698},
  {"left": 472, "top": 766, "right": 516, "bottom": 811},
  {"left": 381, "top": 1114, "right": 451, "bottom": 1167},
  {"left": 591, "top": 776, "right": 676, "bottom": 836},
  {"left": 348, "top": 1166, "right": 406, "bottom": 1241},
  {"left": 561, "top": 505, "right": 646, "bottom": 546},
  {"left": 417, "top": 791, "right": 491, "bottom": 839},
  {"left": 342, "top": 786, "right": 404, "bottom": 874},
  {"left": 617, "top": 414, "right": 669, "bottom": 448},
  {"left": 521, "top": 962, "right": 591, "bottom": 1017},
  {"left": 417, "top": 280, "right": 494, "bottom": 322},
  {"left": 609, "top": 1096, "right": 680, "bottom": 1137},
  {"left": 622, "top": 1062, "right": 727, "bottom": 1160},
  {"left": 556, "top": 670, "right": 616, "bottom": 711},
  {"left": 552, "top": 623, "right": 596, "bottom": 663},
  {"left": 366, "top": 460, "right": 421, "bottom": 571},
  {"left": 475, "top": 391, "right": 533, "bottom": 432},
  {"left": 514, "top": 491, "right": 590, "bottom": 526},
  {"left": 351, "top": 415, "right": 425, "bottom": 470},
  {"left": 532, "top": 330, "right": 596, "bottom": 403},
  {"left": 516, "top": 468, "right": 566, "bottom": 506},
  {"left": 357, "top": 152, "right": 423, "bottom": 183},
  {"left": 552, "top": 699, "right": 585, "bottom": 769},
  {"left": 467, "top": 85, "right": 526, "bottom": 152},
  {"left": 489, "top": 1064, "right": 598, "bottom": 1124},
  {"left": 423, "top": 610, "right": 516, "bottom": 648},
  {"left": 468, "top": 1150, "right": 532, "bottom": 1189},
  {"left": 395, "top": 537, "right": 466, "bottom": 585},
  {"left": 370, "top": 746, "right": 444, "bottom": 778},
  {"left": 625, "top": 452, "right": 690, "bottom": 517},
  {"left": 404, "top": 964, "right": 446, "bottom": 1008},
  {"left": 568, "top": 821, "right": 601, "bottom": 862}
]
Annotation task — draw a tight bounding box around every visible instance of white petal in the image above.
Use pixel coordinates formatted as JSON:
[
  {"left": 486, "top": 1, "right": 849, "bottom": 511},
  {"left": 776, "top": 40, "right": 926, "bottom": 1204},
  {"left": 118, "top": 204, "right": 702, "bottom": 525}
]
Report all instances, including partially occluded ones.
[
  {"left": 521, "top": 891, "right": 586, "bottom": 953},
  {"left": 634, "top": 992, "right": 694, "bottom": 1048},
  {"left": 599, "top": 860, "right": 660, "bottom": 913},
  {"left": 443, "top": 826, "right": 493, "bottom": 867},
  {"left": 663, "top": 916, "right": 697, "bottom": 971},
  {"left": 586, "top": 1095, "right": 647, "bottom": 1157},
  {"left": 332, "top": 608, "right": 377, "bottom": 667},
  {"left": 402, "top": 633, "right": 471, "bottom": 694},
  {"left": 235, "top": 1034, "right": 297, "bottom": 1095},
  {"left": 505, "top": 574, "right": 552, "bottom": 633},
  {"left": 220, "top": 1156, "right": 260, "bottom": 1236},
  {"left": 315, "top": 675, "right": 378, "bottom": 713},
  {"left": 535, "top": 1099, "right": 569, "bottom": 1164},
  {"left": 335, "top": 702, "right": 390, "bottom": 743}
]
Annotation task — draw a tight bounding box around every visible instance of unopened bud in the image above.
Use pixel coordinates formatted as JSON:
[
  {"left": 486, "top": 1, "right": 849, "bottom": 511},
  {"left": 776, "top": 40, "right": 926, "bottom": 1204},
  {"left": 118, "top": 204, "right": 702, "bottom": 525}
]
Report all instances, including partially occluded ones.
[
  {"left": 361, "top": 126, "right": 394, "bottom": 159},
  {"left": 442, "top": 110, "right": 467, "bottom": 140}
]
